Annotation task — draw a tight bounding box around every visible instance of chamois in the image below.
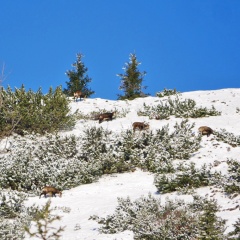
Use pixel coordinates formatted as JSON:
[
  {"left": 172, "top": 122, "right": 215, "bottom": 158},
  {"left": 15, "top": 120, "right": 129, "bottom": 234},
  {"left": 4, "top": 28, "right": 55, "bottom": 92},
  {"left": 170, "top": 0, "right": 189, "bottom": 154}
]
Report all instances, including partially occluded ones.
[
  {"left": 73, "top": 91, "right": 86, "bottom": 102},
  {"left": 39, "top": 186, "right": 62, "bottom": 198},
  {"left": 98, "top": 112, "right": 115, "bottom": 123},
  {"left": 198, "top": 126, "right": 213, "bottom": 137},
  {"left": 132, "top": 122, "right": 149, "bottom": 131}
]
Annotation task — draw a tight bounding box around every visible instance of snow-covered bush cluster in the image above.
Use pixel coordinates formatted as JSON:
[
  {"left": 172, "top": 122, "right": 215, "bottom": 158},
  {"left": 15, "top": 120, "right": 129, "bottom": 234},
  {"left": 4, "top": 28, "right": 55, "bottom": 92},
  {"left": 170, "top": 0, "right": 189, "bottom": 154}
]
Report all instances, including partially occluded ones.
[
  {"left": 0, "top": 190, "right": 65, "bottom": 240},
  {"left": 92, "top": 194, "right": 226, "bottom": 239},
  {"left": 0, "top": 190, "right": 36, "bottom": 239},
  {"left": 154, "top": 162, "right": 221, "bottom": 194},
  {"left": 0, "top": 133, "right": 103, "bottom": 193},
  {"left": 138, "top": 96, "right": 221, "bottom": 119},
  {"left": 214, "top": 129, "right": 240, "bottom": 147},
  {"left": 0, "top": 120, "right": 201, "bottom": 195},
  {"left": 156, "top": 88, "right": 180, "bottom": 98}
]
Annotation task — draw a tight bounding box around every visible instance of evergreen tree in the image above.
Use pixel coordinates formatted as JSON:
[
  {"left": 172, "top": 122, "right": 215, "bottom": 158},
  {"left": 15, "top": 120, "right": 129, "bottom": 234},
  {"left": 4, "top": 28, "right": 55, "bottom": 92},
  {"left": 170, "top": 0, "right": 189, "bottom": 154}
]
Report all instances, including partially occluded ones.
[
  {"left": 117, "top": 53, "right": 147, "bottom": 100},
  {"left": 64, "top": 53, "right": 95, "bottom": 97},
  {"left": 197, "top": 199, "right": 226, "bottom": 239}
]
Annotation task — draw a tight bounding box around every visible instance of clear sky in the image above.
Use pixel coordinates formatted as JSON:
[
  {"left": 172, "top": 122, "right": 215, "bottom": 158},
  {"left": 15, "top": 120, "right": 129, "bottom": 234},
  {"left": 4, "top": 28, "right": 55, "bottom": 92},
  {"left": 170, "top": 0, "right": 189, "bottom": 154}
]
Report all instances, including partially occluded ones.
[{"left": 1, "top": 0, "right": 239, "bottom": 100}]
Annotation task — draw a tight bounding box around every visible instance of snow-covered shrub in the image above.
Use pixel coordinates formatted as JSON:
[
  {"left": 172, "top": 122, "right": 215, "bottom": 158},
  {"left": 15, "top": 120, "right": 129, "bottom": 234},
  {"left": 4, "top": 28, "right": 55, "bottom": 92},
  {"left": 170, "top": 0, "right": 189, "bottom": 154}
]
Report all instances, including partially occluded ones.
[
  {"left": 156, "top": 88, "right": 180, "bottom": 98},
  {"left": 214, "top": 129, "right": 240, "bottom": 147},
  {"left": 0, "top": 217, "right": 27, "bottom": 240},
  {"left": 0, "top": 120, "right": 201, "bottom": 194},
  {"left": 73, "top": 108, "right": 130, "bottom": 121},
  {"left": 92, "top": 194, "right": 226, "bottom": 239},
  {"left": 170, "top": 98, "right": 221, "bottom": 118},
  {"left": 80, "top": 126, "right": 134, "bottom": 174},
  {"left": 138, "top": 96, "right": 221, "bottom": 119},
  {"left": 0, "top": 128, "right": 135, "bottom": 193},
  {"left": 141, "top": 121, "right": 200, "bottom": 173},
  {"left": 0, "top": 189, "right": 28, "bottom": 218},
  {"left": 72, "top": 109, "right": 92, "bottom": 120},
  {"left": 154, "top": 162, "right": 221, "bottom": 193},
  {"left": 190, "top": 195, "right": 226, "bottom": 239},
  {"left": 113, "top": 120, "right": 201, "bottom": 173},
  {"left": 228, "top": 218, "right": 240, "bottom": 239},
  {"left": 222, "top": 159, "right": 240, "bottom": 194},
  {"left": 0, "top": 190, "right": 65, "bottom": 240},
  {"left": 0, "top": 189, "right": 37, "bottom": 239},
  {"left": 0, "top": 133, "right": 102, "bottom": 193},
  {"left": 138, "top": 101, "right": 172, "bottom": 120}
]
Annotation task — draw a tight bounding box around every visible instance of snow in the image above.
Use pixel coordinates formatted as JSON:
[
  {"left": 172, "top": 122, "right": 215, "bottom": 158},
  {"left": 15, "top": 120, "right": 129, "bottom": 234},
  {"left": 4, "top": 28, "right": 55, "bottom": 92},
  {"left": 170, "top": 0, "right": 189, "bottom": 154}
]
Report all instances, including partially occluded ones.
[{"left": 21, "top": 88, "right": 240, "bottom": 239}]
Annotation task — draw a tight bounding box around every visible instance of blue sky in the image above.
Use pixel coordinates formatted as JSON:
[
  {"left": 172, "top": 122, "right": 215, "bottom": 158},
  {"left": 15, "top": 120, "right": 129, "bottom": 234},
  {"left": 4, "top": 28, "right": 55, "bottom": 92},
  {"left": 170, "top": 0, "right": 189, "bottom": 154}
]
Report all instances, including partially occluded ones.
[{"left": 1, "top": 1, "right": 239, "bottom": 100}]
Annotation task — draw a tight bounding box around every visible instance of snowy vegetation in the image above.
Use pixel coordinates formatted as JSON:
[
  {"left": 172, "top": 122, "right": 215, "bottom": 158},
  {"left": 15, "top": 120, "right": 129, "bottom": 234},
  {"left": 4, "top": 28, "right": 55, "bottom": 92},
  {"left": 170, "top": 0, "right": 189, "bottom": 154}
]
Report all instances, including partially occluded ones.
[
  {"left": 138, "top": 96, "right": 221, "bottom": 120},
  {"left": 0, "top": 88, "right": 240, "bottom": 239},
  {"left": 91, "top": 194, "right": 226, "bottom": 239},
  {"left": 0, "top": 120, "right": 201, "bottom": 193}
]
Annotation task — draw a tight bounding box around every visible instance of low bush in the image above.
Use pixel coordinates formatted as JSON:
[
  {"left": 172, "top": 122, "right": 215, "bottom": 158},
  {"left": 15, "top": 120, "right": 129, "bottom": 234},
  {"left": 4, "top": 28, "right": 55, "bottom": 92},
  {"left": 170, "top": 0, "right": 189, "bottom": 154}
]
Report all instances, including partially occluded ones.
[
  {"left": 156, "top": 88, "right": 180, "bottom": 98},
  {"left": 154, "top": 162, "right": 221, "bottom": 194},
  {"left": 92, "top": 194, "right": 226, "bottom": 239},
  {"left": 0, "top": 190, "right": 35, "bottom": 239},
  {"left": 138, "top": 96, "right": 221, "bottom": 119},
  {"left": 0, "top": 85, "right": 75, "bottom": 137},
  {"left": 0, "top": 120, "right": 201, "bottom": 194},
  {"left": 214, "top": 129, "right": 240, "bottom": 147},
  {"left": 228, "top": 218, "right": 240, "bottom": 239},
  {"left": 223, "top": 159, "right": 240, "bottom": 194}
]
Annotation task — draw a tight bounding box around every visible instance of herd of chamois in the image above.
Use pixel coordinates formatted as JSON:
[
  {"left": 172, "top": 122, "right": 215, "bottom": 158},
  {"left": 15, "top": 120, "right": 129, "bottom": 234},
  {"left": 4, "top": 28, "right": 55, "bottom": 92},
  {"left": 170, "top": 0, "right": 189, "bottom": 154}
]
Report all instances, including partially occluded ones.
[{"left": 39, "top": 92, "right": 214, "bottom": 199}]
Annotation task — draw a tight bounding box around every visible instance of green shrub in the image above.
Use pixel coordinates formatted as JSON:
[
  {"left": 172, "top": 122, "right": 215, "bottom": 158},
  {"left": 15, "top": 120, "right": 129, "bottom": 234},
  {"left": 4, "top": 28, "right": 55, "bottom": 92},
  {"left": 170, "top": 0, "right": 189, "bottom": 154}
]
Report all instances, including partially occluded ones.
[
  {"left": 156, "top": 88, "right": 180, "bottom": 98},
  {"left": 0, "top": 85, "right": 75, "bottom": 137},
  {"left": 194, "top": 196, "right": 226, "bottom": 239}
]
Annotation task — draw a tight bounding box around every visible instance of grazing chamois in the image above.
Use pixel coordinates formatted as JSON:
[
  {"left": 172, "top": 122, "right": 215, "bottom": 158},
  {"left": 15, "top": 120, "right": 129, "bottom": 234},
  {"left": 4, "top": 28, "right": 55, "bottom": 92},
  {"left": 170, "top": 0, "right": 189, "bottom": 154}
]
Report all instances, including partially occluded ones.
[
  {"left": 132, "top": 122, "right": 149, "bottom": 131},
  {"left": 198, "top": 126, "right": 213, "bottom": 137},
  {"left": 39, "top": 186, "right": 62, "bottom": 198},
  {"left": 98, "top": 112, "right": 115, "bottom": 123},
  {"left": 73, "top": 91, "right": 86, "bottom": 101}
]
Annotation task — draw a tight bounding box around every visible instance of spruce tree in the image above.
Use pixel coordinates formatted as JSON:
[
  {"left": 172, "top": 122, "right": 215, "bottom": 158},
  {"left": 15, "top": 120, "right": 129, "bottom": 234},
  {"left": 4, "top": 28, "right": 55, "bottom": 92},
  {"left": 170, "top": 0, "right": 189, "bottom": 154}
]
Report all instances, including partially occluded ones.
[
  {"left": 197, "top": 199, "right": 226, "bottom": 239},
  {"left": 64, "top": 53, "right": 95, "bottom": 97},
  {"left": 117, "top": 53, "right": 147, "bottom": 100}
]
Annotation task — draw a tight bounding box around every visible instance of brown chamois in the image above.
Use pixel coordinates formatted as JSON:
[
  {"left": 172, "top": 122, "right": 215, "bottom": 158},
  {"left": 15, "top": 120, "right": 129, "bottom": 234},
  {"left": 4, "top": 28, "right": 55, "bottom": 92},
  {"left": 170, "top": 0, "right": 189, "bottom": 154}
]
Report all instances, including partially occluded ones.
[
  {"left": 198, "top": 126, "right": 213, "bottom": 137},
  {"left": 98, "top": 112, "right": 115, "bottom": 123},
  {"left": 73, "top": 90, "right": 86, "bottom": 102},
  {"left": 132, "top": 122, "right": 150, "bottom": 131},
  {"left": 39, "top": 186, "right": 62, "bottom": 198}
]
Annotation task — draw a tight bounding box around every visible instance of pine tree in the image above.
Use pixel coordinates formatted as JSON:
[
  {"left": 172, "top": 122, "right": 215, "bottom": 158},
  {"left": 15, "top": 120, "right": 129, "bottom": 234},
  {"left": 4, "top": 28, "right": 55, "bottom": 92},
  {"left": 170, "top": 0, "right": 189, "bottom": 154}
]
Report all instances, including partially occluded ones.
[
  {"left": 64, "top": 53, "right": 95, "bottom": 97},
  {"left": 197, "top": 199, "right": 226, "bottom": 239},
  {"left": 117, "top": 53, "right": 147, "bottom": 100}
]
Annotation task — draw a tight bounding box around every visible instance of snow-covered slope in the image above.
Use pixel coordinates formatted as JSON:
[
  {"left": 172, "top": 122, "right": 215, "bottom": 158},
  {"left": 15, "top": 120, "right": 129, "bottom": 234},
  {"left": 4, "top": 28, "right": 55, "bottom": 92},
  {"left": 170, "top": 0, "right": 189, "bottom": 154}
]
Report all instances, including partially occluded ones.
[{"left": 25, "top": 88, "right": 240, "bottom": 240}]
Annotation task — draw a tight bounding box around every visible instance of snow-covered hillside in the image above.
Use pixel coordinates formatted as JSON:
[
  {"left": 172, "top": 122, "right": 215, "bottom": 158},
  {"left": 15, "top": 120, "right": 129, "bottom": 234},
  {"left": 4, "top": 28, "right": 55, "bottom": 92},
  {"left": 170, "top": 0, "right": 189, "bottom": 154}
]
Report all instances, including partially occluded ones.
[{"left": 22, "top": 88, "right": 240, "bottom": 240}]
